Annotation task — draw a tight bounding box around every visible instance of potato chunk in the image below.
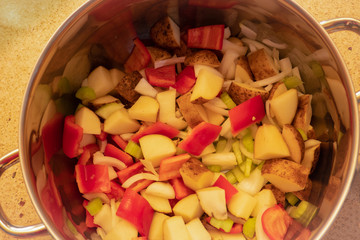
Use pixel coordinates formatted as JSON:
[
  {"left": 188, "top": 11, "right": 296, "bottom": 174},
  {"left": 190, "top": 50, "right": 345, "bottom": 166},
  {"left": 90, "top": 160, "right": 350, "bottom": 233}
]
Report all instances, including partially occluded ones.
[
  {"left": 247, "top": 48, "right": 279, "bottom": 81},
  {"left": 228, "top": 81, "right": 269, "bottom": 104},
  {"left": 184, "top": 50, "right": 220, "bottom": 68},
  {"left": 180, "top": 158, "right": 214, "bottom": 191},
  {"left": 150, "top": 16, "right": 181, "bottom": 49},
  {"left": 261, "top": 159, "right": 310, "bottom": 192},
  {"left": 116, "top": 71, "right": 142, "bottom": 103}
]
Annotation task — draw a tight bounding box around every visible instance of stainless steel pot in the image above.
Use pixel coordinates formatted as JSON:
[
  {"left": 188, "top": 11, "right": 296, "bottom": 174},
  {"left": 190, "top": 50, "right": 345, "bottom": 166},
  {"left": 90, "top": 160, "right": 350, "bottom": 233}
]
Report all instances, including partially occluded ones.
[{"left": 0, "top": 0, "right": 359, "bottom": 239}]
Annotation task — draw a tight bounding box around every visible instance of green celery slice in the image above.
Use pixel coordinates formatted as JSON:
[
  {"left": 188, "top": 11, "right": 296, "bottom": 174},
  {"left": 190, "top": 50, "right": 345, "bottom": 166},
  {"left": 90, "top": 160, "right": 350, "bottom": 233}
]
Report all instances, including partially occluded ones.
[{"left": 125, "top": 140, "right": 143, "bottom": 159}]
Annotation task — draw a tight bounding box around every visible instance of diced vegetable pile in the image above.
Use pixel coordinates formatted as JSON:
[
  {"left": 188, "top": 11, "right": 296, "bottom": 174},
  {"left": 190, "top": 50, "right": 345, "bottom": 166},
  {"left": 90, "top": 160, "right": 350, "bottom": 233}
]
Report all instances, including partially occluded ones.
[{"left": 40, "top": 15, "right": 343, "bottom": 240}]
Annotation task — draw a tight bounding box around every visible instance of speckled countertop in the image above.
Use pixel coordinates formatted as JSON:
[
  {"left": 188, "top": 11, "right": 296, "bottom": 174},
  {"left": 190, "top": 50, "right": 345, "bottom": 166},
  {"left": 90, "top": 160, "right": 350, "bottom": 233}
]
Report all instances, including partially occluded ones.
[{"left": 0, "top": 0, "right": 359, "bottom": 239}]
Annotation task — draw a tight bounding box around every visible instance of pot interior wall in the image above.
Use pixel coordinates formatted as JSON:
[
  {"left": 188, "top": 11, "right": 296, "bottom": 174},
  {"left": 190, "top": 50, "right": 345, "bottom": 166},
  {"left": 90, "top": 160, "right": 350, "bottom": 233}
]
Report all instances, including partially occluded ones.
[{"left": 20, "top": 0, "right": 356, "bottom": 239}]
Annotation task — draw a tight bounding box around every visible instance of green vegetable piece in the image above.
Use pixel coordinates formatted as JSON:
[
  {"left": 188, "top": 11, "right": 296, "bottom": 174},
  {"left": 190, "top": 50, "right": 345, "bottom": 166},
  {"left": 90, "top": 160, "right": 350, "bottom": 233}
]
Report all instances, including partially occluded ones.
[
  {"left": 243, "top": 217, "right": 256, "bottom": 238},
  {"left": 66, "top": 219, "right": 78, "bottom": 235},
  {"left": 289, "top": 200, "right": 318, "bottom": 227},
  {"left": 207, "top": 165, "right": 222, "bottom": 172},
  {"left": 220, "top": 92, "right": 237, "bottom": 109},
  {"left": 225, "top": 171, "right": 237, "bottom": 184},
  {"left": 310, "top": 61, "right": 325, "bottom": 79},
  {"left": 95, "top": 102, "right": 124, "bottom": 119},
  {"left": 231, "top": 166, "right": 245, "bottom": 183},
  {"left": 285, "top": 192, "right": 300, "bottom": 206},
  {"left": 210, "top": 217, "right": 222, "bottom": 229},
  {"left": 256, "top": 160, "right": 265, "bottom": 170},
  {"left": 243, "top": 158, "right": 253, "bottom": 177},
  {"left": 283, "top": 76, "right": 303, "bottom": 89},
  {"left": 216, "top": 137, "right": 227, "bottom": 153},
  {"left": 232, "top": 141, "right": 243, "bottom": 165},
  {"left": 220, "top": 218, "right": 234, "bottom": 233},
  {"left": 85, "top": 198, "right": 103, "bottom": 216},
  {"left": 242, "top": 132, "right": 254, "bottom": 153},
  {"left": 75, "top": 86, "right": 96, "bottom": 101},
  {"left": 125, "top": 140, "right": 143, "bottom": 159},
  {"left": 297, "top": 128, "right": 308, "bottom": 141},
  {"left": 75, "top": 103, "right": 85, "bottom": 113}
]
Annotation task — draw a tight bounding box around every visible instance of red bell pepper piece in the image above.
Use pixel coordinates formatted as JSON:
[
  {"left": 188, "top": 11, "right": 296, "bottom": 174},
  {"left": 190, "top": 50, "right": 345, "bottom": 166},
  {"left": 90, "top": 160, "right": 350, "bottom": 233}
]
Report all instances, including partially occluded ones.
[
  {"left": 83, "top": 200, "right": 98, "bottom": 228},
  {"left": 116, "top": 188, "right": 154, "bottom": 237},
  {"left": 104, "top": 143, "right": 133, "bottom": 166},
  {"left": 131, "top": 122, "right": 180, "bottom": 143},
  {"left": 158, "top": 154, "right": 191, "bottom": 181},
  {"left": 63, "top": 115, "right": 83, "bottom": 158},
  {"left": 95, "top": 124, "right": 108, "bottom": 141},
  {"left": 229, "top": 95, "right": 265, "bottom": 136},
  {"left": 124, "top": 38, "right": 151, "bottom": 73},
  {"left": 83, "top": 143, "right": 100, "bottom": 155},
  {"left": 173, "top": 66, "right": 196, "bottom": 94},
  {"left": 111, "top": 134, "right": 128, "bottom": 150},
  {"left": 77, "top": 148, "right": 91, "bottom": 165},
  {"left": 262, "top": 204, "right": 293, "bottom": 240},
  {"left": 75, "top": 164, "right": 111, "bottom": 194},
  {"left": 187, "top": 25, "right": 224, "bottom": 50},
  {"left": 169, "top": 178, "right": 195, "bottom": 200},
  {"left": 178, "top": 122, "right": 222, "bottom": 156},
  {"left": 117, "top": 161, "right": 144, "bottom": 184},
  {"left": 106, "top": 181, "right": 125, "bottom": 201},
  {"left": 41, "top": 113, "right": 64, "bottom": 163},
  {"left": 212, "top": 175, "right": 238, "bottom": 203},
  {"left": 128, "top": 179, "right": 154, "bottom": 193},
  {"left": 145, "top": 64, "right": 176, "bottom": 88}
]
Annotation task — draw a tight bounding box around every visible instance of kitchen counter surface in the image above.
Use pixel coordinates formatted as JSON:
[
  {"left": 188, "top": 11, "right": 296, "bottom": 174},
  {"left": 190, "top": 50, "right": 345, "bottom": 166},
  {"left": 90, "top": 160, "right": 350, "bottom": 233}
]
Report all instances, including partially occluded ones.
[{"left": 0, "top": 0, "right": 359, "bottom": 239}]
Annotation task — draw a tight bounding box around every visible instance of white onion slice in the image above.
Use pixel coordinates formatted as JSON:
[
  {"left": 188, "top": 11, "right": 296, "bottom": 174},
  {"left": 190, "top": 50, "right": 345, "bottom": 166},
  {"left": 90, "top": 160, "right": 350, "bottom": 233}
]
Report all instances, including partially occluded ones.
[
  {"left": 135, "top": 78, "right": 158, "bottom": 98},
  {"left": 83, "top": 192, "right": 110, "bottom": 204},
  {"left": 98, "top": 139, "right": 107, "bottom": 153},
  {"left": 140, "top": 159, "right": 159, "bottom": 177},
  {"left": 93, "top": 151, "right": 127, "bottom": 171},
  {"left": 224, "top": 27, "right": 231, "bottom": 39},
  {"left": 241, "top": 38, "right": 272, "bottom": 56},
  {"left": 304, "top": 139, "right": 321, "bottom": 149},
  {"left": 265, "top": 100, "right": 280, "bottom": 128},
  {"left": 207, "top": 97, "right": 228, "bottom": 109},
  {"left": 239, "top": 23, "right": 257, "bottom": 40},
  {"left": 223, "top": 80, "right": 233, "bottom": 91},
  {"left": 122, "top": 173, "right": 159, "bottom": 188},
  {"left": 250, "top": 69, "right": 292, "bottom": 88},
  {"left": 279, "top": 57, "right": 292, "bottom": 73},
  {"left": 262, "top": 38, "right": 288, "bottom": 49},
  {"left": 292, "top": 67, "right": 305, "bottom": 93},
  {"left": 218, "top": 50, "right": 240, "bottom": 79},
  {"left": 79, "top": 134, "right": 96, "bottom": 148},
  {"left": 222, "top": 39, "right": 248, "bottom": 55},
  {"left": 272, "top": 48, "right": 280, "bottom": 71},
  {"left": 219, "top": 118, "right": 232, "bottom": 139},
  {"left": 203, "top": 103, "right": 229, "bottom": 116},
  {"left": 154, "top": 56, "right": 185, "bottom": 69},
  {"left": 176, "top": 131, "right": 188, "bottom": 139},
  {"left": 108, "top": 166, "right": 118, "bottom": 180},
  {"left": 120, "top": 133, "right": 133, "bottom": 141},
  {"left": 264, "top": 84, "right": 273, "bottom": 92}
]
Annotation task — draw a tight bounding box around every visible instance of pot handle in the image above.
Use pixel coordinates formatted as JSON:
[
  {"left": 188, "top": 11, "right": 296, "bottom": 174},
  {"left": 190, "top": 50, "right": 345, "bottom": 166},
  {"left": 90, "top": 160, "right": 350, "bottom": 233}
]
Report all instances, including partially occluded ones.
[
  {"left": 0, "top": 149, "right": 47, "bottom": 238},
  {"left": 320, "top": 18, "right": 360, "bottom": 102}
]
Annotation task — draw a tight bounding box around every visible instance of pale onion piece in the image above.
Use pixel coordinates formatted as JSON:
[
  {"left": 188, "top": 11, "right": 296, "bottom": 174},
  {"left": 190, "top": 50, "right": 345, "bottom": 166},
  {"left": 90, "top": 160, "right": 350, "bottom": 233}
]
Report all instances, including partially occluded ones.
[
  {"left": 83, "top": 192, "right": 110, "bottom": 204},
  {"left": 203, "top": 103, "right": 229, "bottom": 116},
  {"left": 292, "top": 67, "right": 305, "bottom": 93},
  {"left": 224, "top": 27, "right": 231, "bottom": 39},
  {"left": 241, "top": 38, "right": 272, "bottom": 56},
  {"left": 306, "top": 48, "right": 331, "bottom": 63},
  {"left": 228, "top": 212, "right": 247, "bottom": 225},
  {"left": 255, "top": 207, "right": 271, "bottom": 240},
  {"left": 154, "top": 56, "right": 186, "bottom": 69},
  {"left": 108, "top": 166, "right": 118, "bottom": 180},
  {"left": 279, "top": 57, "right": 292, "bottom": 73},
  {"left": 265, "top": 100, "right": 280, "bottom": 129},
  {"left": 134, "top": 78, "right": 158, "bottom": 98},
  {"left": 98, "top": 139, "right": 107, "bottom": 153},
  {"left": 236, "top": 168, "right": 266, "bottom": 195},
  {"left": 222, "top": 39, "right": 248, "bottom": 56},
  {"left": 120, "top": 133, "right": 133, "bottom": 141},
  {"left": 110, "top": 199, "right": 121, "bottom": 229},
  {"left": 264, "top": 84, "right": 273, "bottom": 92},
  {"left": 223, "top": 80, "right": 233, "bottom": 91},
  {"left": 272, "top": 48, "right": 281, "bottom": 71},
  {"left": 304, "top": 139, "right": 321, "bottom": 149},
  {"left": 36, "top": 166, "right": 47, "bottom": 195},
  {"left": 238, "top": 140, "right": 260, "bottom": 163},
  {"left": 176, "top": 131, "right": 188, "bottom": 139},
  {"left": 239, "top": 23, "right": 257, "bottom": 40},
  {"left": 199, "top": 143, "right": 216, "bottom": 157},
  {"left": 122, "top": 173, "right": 159, "bottom": 188},
  {"left": 93, "top": 151, "right": 127, "bottom": 171},
  {"left": 219, "top": 117, "right": 232, "bottom": 139},
  {"left": 79, "top": 134, "right": 96, "bottom": 148},
  {"left": 248, "top": 43, "right": 257, "bottom": 53},
  {"left": 140, "top": 159, "right": 159, "bottom": 177},
  {"left": 194, "top": 64, "right": 224, "bottom": 78},
  {"left": 262, "top": 38, "right": 288, "bottom": 49},
  {"left": 207, "top": 97, "right": 228, "bottom": 109},
  {"left": 250, "top": 69, "right": 292, "bottom": 88},
  {"left": 222, "top": 138, "right": 234, "bottom": 153},
  {"left": 81, "top": 78, "right": 88, "bottom": 87},
  {"left": 96, "top": 227, "right": 107, "bottom": 240},
  {"left": 218, "top": 50, "right": 239, "bottom": 80}
]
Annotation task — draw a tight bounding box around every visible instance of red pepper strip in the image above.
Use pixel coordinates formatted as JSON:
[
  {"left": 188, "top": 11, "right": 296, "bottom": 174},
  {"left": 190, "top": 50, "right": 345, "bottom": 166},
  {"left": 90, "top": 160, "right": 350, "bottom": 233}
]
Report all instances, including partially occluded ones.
[
  {"left": 83, "top": 200, "right": 98, "bottom": 228},
  {"left": 173, "top": 66, "right": 196, "bottom": 94},
  {"left": 187, "top": 25, "right": 224, "bottom": 50},
  {"left": 145, "top": 64, "right": 176, "bottom": 88},
  {"left": 262, "top": 204, "right": 293, "bottom": 240},
  {"left": 128, "top": 179, "right": 154, "bottom": 193},
  {"left": 116, "top": 188, "right": 154, "bottom": 237},
  {"left": 106, "top": 181, "right": 125, "bottom": 201},
  {"left": 95, "top": 124, "right": 108, "bottom": 141},
  {"left": 124, "top": 38, "right": 151, "bottom": 73},
  {"left": 104, "top": 143, "right": 134, "bottom": 166},
  {"left": 212, "top": 175, "right": 238, "bottom": 203},
  {"left": 41, "top": 113, "right": 64, "bottom": 163},
  {"left": 83, "top": 143, "right": 100, "bottom": 156},
  {"left": 169, "top": 177, "right": 195, "bottom": 200},
  {"left": 75, "top": 164, "right": 111, "bottom": 194},
  {"left": 111, "top": 134, "right": 128, "bottom": 150},
  {"left": 63, "top": 115, "right": 83, "bottom": 158},
  {"left": 229, "top": 95, "right": 265, "bottom": 136},
  {"left": 158, "top": 154, "right": 191, "bottom": 181},
  {"left": 78, "top": 149, "right": 91, "bottom": 165},
  {"left": 178, "top": 122, "right": 222, "bottom": 156},
  {"left": 131, "top": 122, "right": 180, "bottom": 143},
  {"left": 117, "top": 161, "right": 144, "bottom": 184}
]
